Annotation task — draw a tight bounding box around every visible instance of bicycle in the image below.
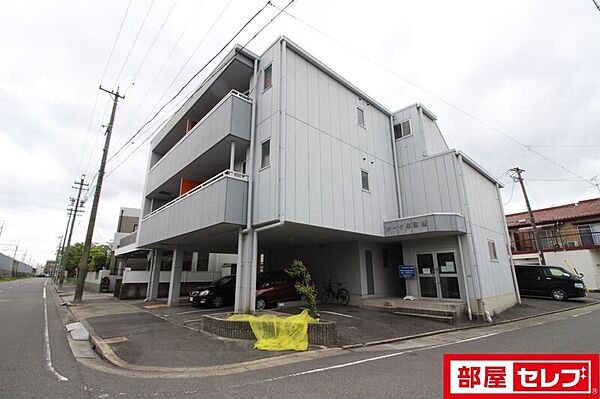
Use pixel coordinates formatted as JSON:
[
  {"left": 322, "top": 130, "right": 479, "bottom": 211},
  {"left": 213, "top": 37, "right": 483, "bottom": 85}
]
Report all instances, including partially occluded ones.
[{"left": 320, "top": 279, "right": 350, "bottom": 305}]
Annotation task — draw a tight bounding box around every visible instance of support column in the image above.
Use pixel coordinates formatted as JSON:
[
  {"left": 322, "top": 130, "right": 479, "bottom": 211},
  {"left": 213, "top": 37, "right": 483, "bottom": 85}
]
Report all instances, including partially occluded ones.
[
  {"left": 117, "top": 259, "right": 125, "bottom": 276},
  {"left": 229, "top": 140, "right": 236, "bottom": 171},
  {"left": 234, "top": 231, "right": 255, "bottom": 313},
  {"left": 191, "top": 252, "right": 199, "bottom": 272},
  {"left": 167, "top": 248, "right": 184, "bottom": 307},
  {"left": 147, "top": 249, "right": 162, "bottom": 301}
]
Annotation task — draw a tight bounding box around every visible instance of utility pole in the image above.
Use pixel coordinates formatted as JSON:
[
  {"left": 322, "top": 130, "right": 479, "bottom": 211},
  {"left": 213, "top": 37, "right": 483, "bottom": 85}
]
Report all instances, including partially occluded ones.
[
  {"left": 74, "top": 86, "right": 124, "bottom": 303},
  {"left": 58, "top": 176, "right": 88, "bottom": 286},
  {"left": 52, "top": 235, "right": 63, "bottom": 279},
  {"left": 11, "top": 242, "right": 19, "bottom": 277},
  {"left": 53, "top": 199, "right": 75, "bottom": 282},
  {"left": 0, "top": 220, "right": 4, "bottom": 240},
  {"left": 509, "top": 167, "right": 546, "bottom": 265},
  {"left": 591, "top": 175, "right": 600, "bottom": 196}
]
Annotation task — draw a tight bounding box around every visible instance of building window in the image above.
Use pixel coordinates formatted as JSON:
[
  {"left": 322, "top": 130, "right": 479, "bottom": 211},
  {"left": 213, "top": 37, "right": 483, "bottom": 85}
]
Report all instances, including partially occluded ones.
[
  {"left": 394, "top": 119, "right": 412, "bottom": 140},
  {"left": 263, "top": 64, "right": 272, "bottom": 91},
  {"left": 488, "top": 240, "right": 498, "bottom": 262},
  {"left": 133, "top": 224, "right": 138, "bottom": 232},
  {"left": 357, "top": 107, "right": 365, "bottom": 127},
  {"left": 361, "top": 170, "right": 370, "bottom": 191},
  {"left": 261, "top": 139, "right": 270, "bottom": 168},
  {"left": 241, "top": 161, "right": 247, "bottom": 175}
]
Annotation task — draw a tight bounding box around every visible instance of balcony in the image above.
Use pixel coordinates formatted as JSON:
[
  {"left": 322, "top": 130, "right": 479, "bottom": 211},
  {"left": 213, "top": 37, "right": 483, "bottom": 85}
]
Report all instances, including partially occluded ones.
[
  {"left": 511, "top": 231, "right": 600, "bottom": 253},
  {"left": 138, "top": 170, "right": 248, "bottom": 248},
  {"left": 145, "top": 91, "right": 252, "bottom": 197}
]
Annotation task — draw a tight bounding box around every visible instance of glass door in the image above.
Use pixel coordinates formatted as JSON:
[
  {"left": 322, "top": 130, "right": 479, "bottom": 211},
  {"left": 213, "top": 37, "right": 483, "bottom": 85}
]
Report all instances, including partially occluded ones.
[
  {"left": 417, "top": 253, "right": 438, "bottom": 298},
  {"left": 436, "top": 252, "right": 460, "bottom": 299}
]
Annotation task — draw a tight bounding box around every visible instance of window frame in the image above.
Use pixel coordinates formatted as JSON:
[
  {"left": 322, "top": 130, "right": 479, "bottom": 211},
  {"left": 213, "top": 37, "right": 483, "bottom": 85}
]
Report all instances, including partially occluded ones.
[
  {"left": 263, "top": 64, "right": 273, "bottom": 92},
  {"left": 260, "top": 139, "right": 271, "bottom": 169},
  {"left": 361, "top": 169, "right": 370, "bottom": 192},
  {"left": 394, "top": 118, "right": 412, "bottom": 140},
  {"left": 488, "top": 240, "right": 498, "bottom": 262},
  {"left": 357, "top": 107, "right": 365, "bottom": 128}
]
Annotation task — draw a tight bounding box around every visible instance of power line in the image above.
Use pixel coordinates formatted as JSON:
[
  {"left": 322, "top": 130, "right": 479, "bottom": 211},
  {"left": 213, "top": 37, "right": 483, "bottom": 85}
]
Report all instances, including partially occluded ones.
[
  {"left": 112, "top": 0, "right": 157, "bottom": 88},
  {"left": 503, "top": 179, "right": 515, "bottom": 206},
  {"left": 274, "top": 5, "right": 593, "bottom": 186},
  {"left": 100, "top": 0, "right": 134, "bottom": 85},
  {"left": 593, "top": 0, "right": 600, "bottom": 12},
  {"left": 107, "top": 0, "right": 272, "bottom": 168},
  {"left": 104, "top": 0, "right": 297, "bottom": 179},
  {"left": 126, "top": 0, "right": 180, "bottom": 91},
  {"left": 526, "top": 144, "right": 600, "bottom": 148},
  {"left": 108, "top": 0, "right": 237, "bottom": 164}
]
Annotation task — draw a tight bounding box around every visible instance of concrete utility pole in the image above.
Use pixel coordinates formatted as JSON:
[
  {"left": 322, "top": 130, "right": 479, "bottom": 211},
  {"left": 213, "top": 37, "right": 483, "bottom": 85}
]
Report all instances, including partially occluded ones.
[
  {"left": 11, "top": 242, "right": 18, "bottom": 277},
  {"left": 52, "top": 235, "right": 62, "bottom": 279},
  {"left": 58, "top": 177, "right": 88, "bottom": 286},
  {"left": 0, "top": 220, "right": 4, "bottom": 240},
  {"left": 74, "top": 86, "right": 124, "bottom": 303},
  {"left": 509, "top": 167, "right": 546, "bottom": 265},
  {"left": 54, "top": 199, "right": 75, "bottom": 282}
]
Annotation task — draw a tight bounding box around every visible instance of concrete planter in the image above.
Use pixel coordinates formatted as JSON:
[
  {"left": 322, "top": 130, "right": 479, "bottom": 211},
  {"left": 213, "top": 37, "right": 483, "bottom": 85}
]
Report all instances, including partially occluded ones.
[{"left": 202, "top": 312, "right": 338, "bottom": 347}]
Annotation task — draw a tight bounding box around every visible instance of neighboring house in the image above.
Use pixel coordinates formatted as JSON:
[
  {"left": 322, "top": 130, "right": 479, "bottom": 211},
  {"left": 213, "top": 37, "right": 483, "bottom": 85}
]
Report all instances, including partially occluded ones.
[
  {"left": 506, "top": 197, "right": 600, "bottom": 290},
  {"left": 0, "top": 252, "right": 32, "bottom": 278},
  {"left": 134, "top": 36, "right": 519, "bottom": 317},
  {"left": 44, "top": 260, "right": 55, "bottom": 275}
]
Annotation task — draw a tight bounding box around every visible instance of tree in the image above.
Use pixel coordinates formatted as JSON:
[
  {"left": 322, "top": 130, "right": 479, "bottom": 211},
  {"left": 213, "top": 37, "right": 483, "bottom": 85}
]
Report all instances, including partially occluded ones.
[
  {"left": 286, "top": 259, "right": 319, "bottom": 318},
  {"left": 62, "top": 242, "right": 110, "bottom": 275}
]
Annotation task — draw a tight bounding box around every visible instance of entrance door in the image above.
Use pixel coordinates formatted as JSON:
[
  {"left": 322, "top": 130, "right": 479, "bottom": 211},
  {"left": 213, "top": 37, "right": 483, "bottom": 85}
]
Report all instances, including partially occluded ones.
[
  {"left": 436, "top": 252, "right": 460, "bottom": 299},
  {"left": 365, "top": 250, "right": 374, "bottom": 295},
  {"left": 417, "top": 253, "right": 438, "bottom": 298},
  {"left": 416, "top": 252, "right": 461, "bottom": 300}
]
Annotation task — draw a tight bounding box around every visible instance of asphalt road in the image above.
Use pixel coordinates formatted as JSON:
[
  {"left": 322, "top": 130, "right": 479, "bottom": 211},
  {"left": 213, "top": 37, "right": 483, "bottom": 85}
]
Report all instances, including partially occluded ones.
[{"left": 1, "top": 278, "right": 599, "bottom": 399}]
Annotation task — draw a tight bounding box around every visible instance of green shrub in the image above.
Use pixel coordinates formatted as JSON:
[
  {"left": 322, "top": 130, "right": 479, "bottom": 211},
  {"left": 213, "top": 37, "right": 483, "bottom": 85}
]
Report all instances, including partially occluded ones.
[{"left": 286, "top": 259, "right": 319, "bottom": 318}]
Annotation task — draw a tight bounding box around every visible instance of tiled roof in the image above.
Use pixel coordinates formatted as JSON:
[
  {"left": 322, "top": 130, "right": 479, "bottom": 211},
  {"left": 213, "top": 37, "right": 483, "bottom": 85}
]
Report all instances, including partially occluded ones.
[{"left": 506, "top": 197, "right": 600, "bottom": 228}]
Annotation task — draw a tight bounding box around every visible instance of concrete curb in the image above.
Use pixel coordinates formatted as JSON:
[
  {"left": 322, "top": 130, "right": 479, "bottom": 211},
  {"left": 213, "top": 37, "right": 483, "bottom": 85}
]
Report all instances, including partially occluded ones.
[
  {"left": 343, "top": 300, "right": 600, "bottom": 349},
  {"left": 50, "top": 284, "right": 345, "bottom": 377}
]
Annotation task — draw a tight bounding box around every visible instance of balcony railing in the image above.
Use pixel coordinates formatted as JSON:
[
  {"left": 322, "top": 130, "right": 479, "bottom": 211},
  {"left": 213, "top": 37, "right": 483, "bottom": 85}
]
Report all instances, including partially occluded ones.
[
  {"left": 511, "top": 231, "right": 600, "bottom": 253},
  {"left": 138, "top": 169, "right": 248, "bottom": 247},
  {"left": 146, "top": 90, "right": 252, "bottom": 195},
  {"left": 118, "top": 231, "right": 137, "bottom": 248}
]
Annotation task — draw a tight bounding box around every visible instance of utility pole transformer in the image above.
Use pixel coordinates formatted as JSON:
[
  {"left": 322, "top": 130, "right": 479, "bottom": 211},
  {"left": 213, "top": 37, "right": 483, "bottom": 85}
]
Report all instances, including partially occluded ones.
[
  {"left": 510, "top": 167, "right": 546, "bottom": 265},
  {"left": 58, "top": 176, "right": 87, "bottom": 286},
  {"left": 74, "top": 86, "right": 124, "bottom": 303}
]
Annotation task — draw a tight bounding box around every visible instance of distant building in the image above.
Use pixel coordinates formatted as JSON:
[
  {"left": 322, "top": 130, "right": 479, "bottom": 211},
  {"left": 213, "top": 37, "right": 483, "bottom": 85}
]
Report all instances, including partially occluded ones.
[
  {"left": 44, "top": 260, "right": 55, "bottom": 275},
  {"left": 0, "top": 252, "right": 33, "bottom": 277},
  {"left": 507, "top": 197, "right": 600, "bottom": 290}
]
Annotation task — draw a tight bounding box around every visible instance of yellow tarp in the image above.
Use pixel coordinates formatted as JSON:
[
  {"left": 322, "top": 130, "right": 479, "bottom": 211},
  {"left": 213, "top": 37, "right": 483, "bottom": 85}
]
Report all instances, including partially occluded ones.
[{"left": 229, "top": 310, "right": 318, "bottom": 351}]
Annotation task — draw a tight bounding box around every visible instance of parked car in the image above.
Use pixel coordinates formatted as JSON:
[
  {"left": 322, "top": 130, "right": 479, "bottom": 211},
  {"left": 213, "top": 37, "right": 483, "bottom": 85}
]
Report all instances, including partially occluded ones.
[
  {"left": 189, "top": 275, "right": 236, "bottom": 308},
  {"left": 189, "top": 271, "right": 302, "bottom": 310},
  {"left": 515, "top": 265, "right": 587, "bottom": 301},
  {"left": 255, "top": 271, "right": 301, "bottom": 310}
]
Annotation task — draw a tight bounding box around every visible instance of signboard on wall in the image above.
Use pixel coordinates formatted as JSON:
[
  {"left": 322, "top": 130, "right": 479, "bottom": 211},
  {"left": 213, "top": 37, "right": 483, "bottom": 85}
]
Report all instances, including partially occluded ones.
[{"left": 399, "top": 265, "right": 416, "bottom": 279}]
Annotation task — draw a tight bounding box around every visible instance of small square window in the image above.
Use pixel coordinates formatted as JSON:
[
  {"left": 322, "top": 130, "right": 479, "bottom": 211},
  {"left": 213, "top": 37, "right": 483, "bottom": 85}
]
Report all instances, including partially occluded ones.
[
  {"left": 488, "top": 240, "right": 498, "bottom": 262},
  {"left": 263, "top": 65, "right": 272, "bottom": 91},
  {"left": 394, "top": 119, "right": 412, "bottom": 139},
  {"left": 361, "top": 170, "right": 370, "bottom": 191},
  {"left": 261, "top": 140, "right": 270, "bottom": 168},
  {"left": 357, "top": 107, "right": 365, "bottom": 127}
]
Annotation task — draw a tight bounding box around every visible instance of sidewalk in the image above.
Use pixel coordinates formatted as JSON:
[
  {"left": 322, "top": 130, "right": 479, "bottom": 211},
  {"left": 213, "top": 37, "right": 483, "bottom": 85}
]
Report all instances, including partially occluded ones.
[{"left": 55, "top": 284, "right": 600, "bottom": 371}]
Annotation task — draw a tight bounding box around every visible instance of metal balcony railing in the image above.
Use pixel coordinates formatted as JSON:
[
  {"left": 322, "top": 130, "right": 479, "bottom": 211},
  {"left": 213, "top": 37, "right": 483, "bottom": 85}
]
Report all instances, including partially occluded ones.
[
  {"left": 511, "top": 231, "right": 600, "bottom": 252},
  {"left": 118, "top": 231, "right": 137, "bottom": 248}
]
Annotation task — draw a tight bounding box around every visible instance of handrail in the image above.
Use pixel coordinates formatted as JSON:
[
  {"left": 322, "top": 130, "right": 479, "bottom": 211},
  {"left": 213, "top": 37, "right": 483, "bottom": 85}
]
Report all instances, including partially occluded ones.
[
  {"left": 142, "top": 169, "right": 248, "bottom": 221},
  {"left": 149, "top": 90, "right": 252, "bottom": 173}
]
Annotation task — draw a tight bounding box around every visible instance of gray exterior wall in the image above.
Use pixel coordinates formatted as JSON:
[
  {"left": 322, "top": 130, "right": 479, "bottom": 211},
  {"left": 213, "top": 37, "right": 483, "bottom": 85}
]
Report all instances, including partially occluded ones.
[{"left": 280, "top": 45, "right": 399, "bottom": 235}]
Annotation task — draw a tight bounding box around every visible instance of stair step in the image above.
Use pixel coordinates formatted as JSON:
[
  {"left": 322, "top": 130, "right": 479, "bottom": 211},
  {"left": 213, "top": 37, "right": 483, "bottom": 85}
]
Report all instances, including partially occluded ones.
[
  {"left": 393, "top": 311, "right": 455, "bottom": 323},
  {"left": 393, "top": 306, "right": 456, "bottom": 318}
]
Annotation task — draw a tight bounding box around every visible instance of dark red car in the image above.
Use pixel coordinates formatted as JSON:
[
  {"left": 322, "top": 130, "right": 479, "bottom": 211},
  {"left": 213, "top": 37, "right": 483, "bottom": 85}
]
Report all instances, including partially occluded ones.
[{"left": 255, "top": 271, "right": 301, "bottom": 310}]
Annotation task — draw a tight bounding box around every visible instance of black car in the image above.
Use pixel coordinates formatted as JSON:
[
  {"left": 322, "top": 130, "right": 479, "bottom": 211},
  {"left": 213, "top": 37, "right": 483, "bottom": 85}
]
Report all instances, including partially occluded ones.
[
  {"left": 189, "top": 275, "right": 236, "bottom": 308},
  {"left": 515, "top": 265, "right": 587, "bottom": 301}
]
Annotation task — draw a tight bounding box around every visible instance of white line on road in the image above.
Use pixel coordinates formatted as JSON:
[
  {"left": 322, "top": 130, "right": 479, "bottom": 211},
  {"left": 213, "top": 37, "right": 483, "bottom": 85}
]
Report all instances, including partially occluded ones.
[
  {"left": 230, "top": 331, "right": 501, "bottom": 389},
  {"left": 43, "top": 284, "right": 69, "bottom": 382},
  {"left": 571, "top": 310, "right": 592, "bottom": 318},
  {"left": 320, "top": 310, "right": 360, "bottom": 319},
  {"left": 162, "top": 307, "right": 232, "bottom": 317}
]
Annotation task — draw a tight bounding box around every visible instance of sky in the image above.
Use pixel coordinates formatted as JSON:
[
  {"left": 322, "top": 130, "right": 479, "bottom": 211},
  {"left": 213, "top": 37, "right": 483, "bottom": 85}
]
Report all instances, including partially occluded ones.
[{"left": 0, "top": 0, "right": 599, "bottom": 267}]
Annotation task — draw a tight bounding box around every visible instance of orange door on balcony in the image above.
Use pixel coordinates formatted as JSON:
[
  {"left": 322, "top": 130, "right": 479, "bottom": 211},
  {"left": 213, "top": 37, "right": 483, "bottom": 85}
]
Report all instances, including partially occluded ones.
[{"left": 180, "top": 178, "right": 199, "bottom": 195}]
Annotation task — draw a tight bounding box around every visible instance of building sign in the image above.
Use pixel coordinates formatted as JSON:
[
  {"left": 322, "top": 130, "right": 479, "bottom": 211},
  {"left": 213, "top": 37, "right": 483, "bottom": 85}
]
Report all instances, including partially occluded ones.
[
  {"left": 384, "top": 213, "right": 467, "bottom": 237},
  {"left": 398, "top": 265, "right": 416, "bottom": 279},
  {"left": 444, "top": 354, "right": 599, "bottom": 398}
]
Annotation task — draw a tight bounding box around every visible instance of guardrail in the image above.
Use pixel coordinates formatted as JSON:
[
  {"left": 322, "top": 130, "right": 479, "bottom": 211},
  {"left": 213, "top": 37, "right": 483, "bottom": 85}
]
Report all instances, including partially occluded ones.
[{"left": 142, "top": 169, "right": 248, "bottom": 221}]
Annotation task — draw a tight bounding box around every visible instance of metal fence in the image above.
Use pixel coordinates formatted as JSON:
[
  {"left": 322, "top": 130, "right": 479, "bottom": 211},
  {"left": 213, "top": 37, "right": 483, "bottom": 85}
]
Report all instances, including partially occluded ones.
[{"left": 511, "top": 231, "right": 600, "bottom": 252}]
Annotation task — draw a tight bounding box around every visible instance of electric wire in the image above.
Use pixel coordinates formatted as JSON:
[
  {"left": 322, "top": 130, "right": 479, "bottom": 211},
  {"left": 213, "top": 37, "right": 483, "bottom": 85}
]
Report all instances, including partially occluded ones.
[
  {"left": 126, "top": 0, "right": 180, "bottom": 93},
  {"left": 99, "top": 0, "right": 133, "bottom": 85},
  {"left": 112, "top": 0, "right": 157, "bottom": 88},
  {"left": 104, "top": 0, "right": 296, "bottom": 180},
  {"left": 273, "top": 5, "right": 594, "bottom": 186},
  {"left": 106, "top": 0, "right": 270, "bottom": 166}
]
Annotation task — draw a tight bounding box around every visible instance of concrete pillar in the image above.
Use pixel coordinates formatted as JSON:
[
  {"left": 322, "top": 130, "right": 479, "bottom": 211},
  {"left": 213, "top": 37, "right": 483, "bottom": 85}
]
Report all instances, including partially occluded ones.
[
  {"left": 229, "top": 140, "right": 236, "bottom": 171},
  {"left": 147, "top": 250, "right": 162, "bottom": 301},
  {"left": 117, "top": 259, "right": 125, "bottom": 276},
  {"left": 191, "top": 252, "right": 199, "bottom": 272},
  {"left": 234, "top": 231, "right": 256, "bottom": 313},
  {"left": 167, "top": 248, "right": 184, "bottom": 307}
]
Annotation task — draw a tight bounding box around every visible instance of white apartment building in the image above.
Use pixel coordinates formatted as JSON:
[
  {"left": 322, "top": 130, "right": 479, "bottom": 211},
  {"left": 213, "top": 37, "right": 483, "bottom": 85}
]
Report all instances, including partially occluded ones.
[{"left": 134, "top": 36, "right": 519, "bottom": 317}]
